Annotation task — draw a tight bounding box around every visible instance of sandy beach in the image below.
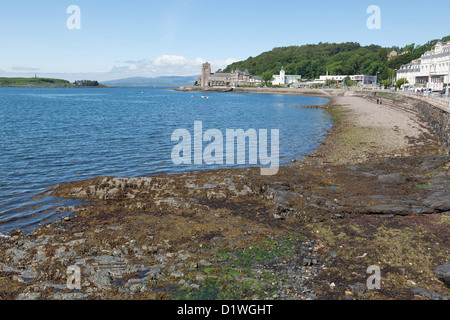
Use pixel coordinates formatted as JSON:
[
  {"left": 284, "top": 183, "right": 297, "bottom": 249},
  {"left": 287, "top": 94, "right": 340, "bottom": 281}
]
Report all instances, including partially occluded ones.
[
  {"left": 0, "top": 91, "right": 448, "bottom": 301},
  {"left": 306, "top": 94, "right": 442, "bottom": 165}
]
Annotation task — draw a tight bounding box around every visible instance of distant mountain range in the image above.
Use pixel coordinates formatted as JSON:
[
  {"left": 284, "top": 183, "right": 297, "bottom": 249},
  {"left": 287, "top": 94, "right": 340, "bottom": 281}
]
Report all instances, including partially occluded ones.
[{"left": 101, "top": 76, "right": 199, "bottom": 87}]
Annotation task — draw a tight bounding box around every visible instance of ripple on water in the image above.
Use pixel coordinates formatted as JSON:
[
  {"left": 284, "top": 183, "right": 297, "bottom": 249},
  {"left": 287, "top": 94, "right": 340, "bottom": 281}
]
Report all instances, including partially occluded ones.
[{"left": 0, "top": 87, "right": 331, "bottom": 233}]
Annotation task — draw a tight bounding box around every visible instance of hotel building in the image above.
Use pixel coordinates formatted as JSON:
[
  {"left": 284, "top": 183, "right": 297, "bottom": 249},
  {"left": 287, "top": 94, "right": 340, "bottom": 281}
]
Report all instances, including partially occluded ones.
[{"left": 397, "top": 41, "right": 450, "bottom": 91}]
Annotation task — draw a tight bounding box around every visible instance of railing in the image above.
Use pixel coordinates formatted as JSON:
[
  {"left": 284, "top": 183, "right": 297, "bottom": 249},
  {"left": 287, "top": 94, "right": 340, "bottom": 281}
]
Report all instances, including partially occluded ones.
[{"left": 396, "top": 90, "right": 450, "bottom": 111}]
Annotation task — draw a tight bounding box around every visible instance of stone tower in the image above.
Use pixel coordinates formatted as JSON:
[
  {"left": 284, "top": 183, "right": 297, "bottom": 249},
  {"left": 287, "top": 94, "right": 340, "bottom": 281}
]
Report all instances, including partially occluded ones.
[
  {"left": 280, "top": 66, "right": 286, "bottom": 85},
  {"left": 201, "top": 62, "right": 211, "bottom": 87}
]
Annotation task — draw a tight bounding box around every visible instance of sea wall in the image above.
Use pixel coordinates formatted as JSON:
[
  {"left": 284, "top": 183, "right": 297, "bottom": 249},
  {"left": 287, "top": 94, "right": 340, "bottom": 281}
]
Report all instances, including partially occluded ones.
[{"left": 405, "top": 97, "right": 450, "bottom": 153}]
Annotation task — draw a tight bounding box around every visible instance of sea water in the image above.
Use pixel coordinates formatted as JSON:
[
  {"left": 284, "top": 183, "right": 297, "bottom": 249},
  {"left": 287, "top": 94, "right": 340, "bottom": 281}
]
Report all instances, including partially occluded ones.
[{"left": 0, "top": 87, "right": 331, "bottom": 233}]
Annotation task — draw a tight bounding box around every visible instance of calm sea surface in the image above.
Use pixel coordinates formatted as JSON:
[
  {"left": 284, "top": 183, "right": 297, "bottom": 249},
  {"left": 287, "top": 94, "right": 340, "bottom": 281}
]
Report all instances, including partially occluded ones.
[{"left": 0, "top": 87, "right": 331, "bottom": 233}]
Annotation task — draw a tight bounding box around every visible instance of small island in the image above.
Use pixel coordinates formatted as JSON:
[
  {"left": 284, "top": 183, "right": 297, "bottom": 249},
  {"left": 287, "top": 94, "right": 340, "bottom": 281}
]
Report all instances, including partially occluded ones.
[{"left": 0, "top": 77, "right": 108, "bottom": 88}]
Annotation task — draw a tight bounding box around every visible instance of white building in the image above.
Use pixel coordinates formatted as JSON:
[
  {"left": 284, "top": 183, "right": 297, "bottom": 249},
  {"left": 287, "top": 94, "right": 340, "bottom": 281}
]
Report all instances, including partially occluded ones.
[
  {"left": 397, "top": 41, "right": 450, "bottom": 91},
  {"left": 272, "top": 67, "right": 302, "bottom": 85},
  {"left": 315, "top": 74, "right": 377, "bottom": 86}
]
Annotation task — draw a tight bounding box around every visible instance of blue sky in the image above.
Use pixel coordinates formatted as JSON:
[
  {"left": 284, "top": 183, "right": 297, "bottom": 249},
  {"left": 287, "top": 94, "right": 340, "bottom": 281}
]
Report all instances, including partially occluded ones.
[{"left": 0, "top": 0, "right": 448, "bottom": 81}]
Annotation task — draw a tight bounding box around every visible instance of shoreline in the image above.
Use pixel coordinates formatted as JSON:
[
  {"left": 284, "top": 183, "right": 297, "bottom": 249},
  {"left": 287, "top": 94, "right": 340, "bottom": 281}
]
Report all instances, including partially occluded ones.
[
  {"left": 0, "top": 91, "right": 449, "bottom": 301},
  {"left": 174, "top": 85, "right": 334, "bottom": 98}
]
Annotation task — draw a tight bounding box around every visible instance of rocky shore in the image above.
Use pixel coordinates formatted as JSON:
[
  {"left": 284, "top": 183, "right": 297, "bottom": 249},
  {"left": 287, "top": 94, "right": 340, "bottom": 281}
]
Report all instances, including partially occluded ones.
[{"left": 0, "top": 90, "right": 449, "bottom": 300}]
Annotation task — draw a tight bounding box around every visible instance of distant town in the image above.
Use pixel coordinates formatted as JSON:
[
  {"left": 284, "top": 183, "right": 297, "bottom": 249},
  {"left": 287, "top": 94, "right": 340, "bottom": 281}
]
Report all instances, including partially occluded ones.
[{"left": 198, "top": 41, "right": 450, "bottom": 94}]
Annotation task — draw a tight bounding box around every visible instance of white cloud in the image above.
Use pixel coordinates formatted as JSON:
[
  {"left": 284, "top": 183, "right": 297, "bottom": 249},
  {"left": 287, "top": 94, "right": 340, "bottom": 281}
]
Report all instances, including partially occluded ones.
[
  {"left": 0, "top": 55, "right": 240, "bottom": 82},
  {"left": 154, "top": 55, "right": 188, "bottom": 66},
  {"left": 11, "top": 66, "right": 40, "bottom": 72},
  {"left": 110, "top": 55, "right": 239, "bottom": 77}
]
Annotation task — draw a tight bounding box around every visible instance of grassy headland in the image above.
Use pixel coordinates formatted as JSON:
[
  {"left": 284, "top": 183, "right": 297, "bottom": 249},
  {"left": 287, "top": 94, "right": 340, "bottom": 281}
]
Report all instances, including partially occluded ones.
[{"left": 0, "top": 77, "right": 107, "bottom": 88}]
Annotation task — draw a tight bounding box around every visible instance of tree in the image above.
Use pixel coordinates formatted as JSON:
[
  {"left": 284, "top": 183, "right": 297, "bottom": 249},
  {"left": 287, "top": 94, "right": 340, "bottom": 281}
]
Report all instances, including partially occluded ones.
[
  {"left": 73, "top": 80, "right": 100, "bottom": 87},
  {"left": 395, "top": 78, "right": 408, "bottom": 89},
  {"left": 325, "top": 79, "right": 338, "bottom": 86},
  {"left": 343, "top": 76, "right": 357, "bottom": 87},
  {"left": 381, "top": 79, "right": 392, "bottom": 88},
  {"left": 219, "top": 35, "right": 450, "bottom": 84},
  {"left": 262, "top": 71, "right": 274, "bottom": 86}
]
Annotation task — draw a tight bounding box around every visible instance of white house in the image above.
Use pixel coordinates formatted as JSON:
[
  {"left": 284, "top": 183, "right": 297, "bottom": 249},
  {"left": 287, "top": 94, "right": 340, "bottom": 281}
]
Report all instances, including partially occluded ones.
[{"left": 272, "top": 67, "right": 302, "bottom": 85}]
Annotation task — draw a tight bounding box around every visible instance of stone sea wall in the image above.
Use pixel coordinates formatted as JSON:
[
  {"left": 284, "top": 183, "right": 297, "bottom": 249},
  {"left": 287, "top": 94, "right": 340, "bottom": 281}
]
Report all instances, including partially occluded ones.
[{"left": 405, "top": 97, "right": 450, "bottom": 153}]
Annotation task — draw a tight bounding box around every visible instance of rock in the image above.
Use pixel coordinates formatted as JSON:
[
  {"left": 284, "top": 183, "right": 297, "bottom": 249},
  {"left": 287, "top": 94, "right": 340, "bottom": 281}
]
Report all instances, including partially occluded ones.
[
  {"left": 36, "top": 282, "right": 68, "bottom": 290},
  {"left": 54, "top": 250, "right": 77, "bottom": 259},
  {"left": 327, "top": 250, "right": 338, "bottom": 258},
  {"left": 143, "top": 266, "right": 164, "bottom": 280},
  {"left": 20, "top": 240, "right": 38, "bottom": 250},
  {"left": 196, "top": 274, "right": 206, "bottom": 282},
  {"left": 170, "top": 271, "right": 184, "bottom": 278},
  {"left": 406, "top": 280, "right": 417, "bottom": 286},
  {"left": 112, "top": 249, "right": 122, "bottom": 257},
  {"left": 368, "top": 204, "right": 411, "bottom": 216},
  {"left": 377, "top": 173, "right": 406, "bottom": 183},
  {"left": 187, "top": 283, "right": 200, "bottom": 290},
  {"left": 0, "top": 263, "right": 20, "bottom": 273},
  {"left": 6, "top": 248, "right": 27, "bottom": 263},
  {"left": 198, "top": 259, "right": 212, "bottom": 267},
  {"left": 124, "top": 279, "right": 150, "bottom": 294},
  {"left": 16, "top": 292, "right": 42, "bottom": 300},
  {"left": 430, "top": 200, "right": 450, "bottom": 213},
  {"left": 434, "top": 263, "right": 450, "bottom": 288},
  {"left": 20, "top": 268, "right": 39, "bottom": 282},
  {"left": 0, "top": 233, "right": 11, "bottom": 240},
  {"left": 177, "top": 252, "right": 190, "bottom": 261},
  {"left": 349, "top": 282, "right": 366, "bottom": 294},
  {"left": 89, "top": 270, "right": 113, "bottom": 290},
  {"left": 65, "top": 239, "right": 87, "bottom": 247},
  {"left": 155, "top": 254, "right": 168, "bottom": 263},
  {"left": 413, "top": 287, "right": 450, "bottom": 300},
  {"left": 51, "top": 292, "right": 90, "bottom": 300},
  {"left": 269, "top": 189, "right": 300, "bottom": 219}
]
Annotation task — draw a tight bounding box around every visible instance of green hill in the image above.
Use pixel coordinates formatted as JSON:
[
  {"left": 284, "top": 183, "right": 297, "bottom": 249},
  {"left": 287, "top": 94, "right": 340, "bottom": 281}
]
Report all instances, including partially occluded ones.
[
  {"left": 0, "top": 77, "right": 107, "bottom": 88},
  {"left": 222, "top": 35, "right": 450, "bottom": 82},
  {"left": 0, "top": 77, "right": 72, "bottom": 87}
]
